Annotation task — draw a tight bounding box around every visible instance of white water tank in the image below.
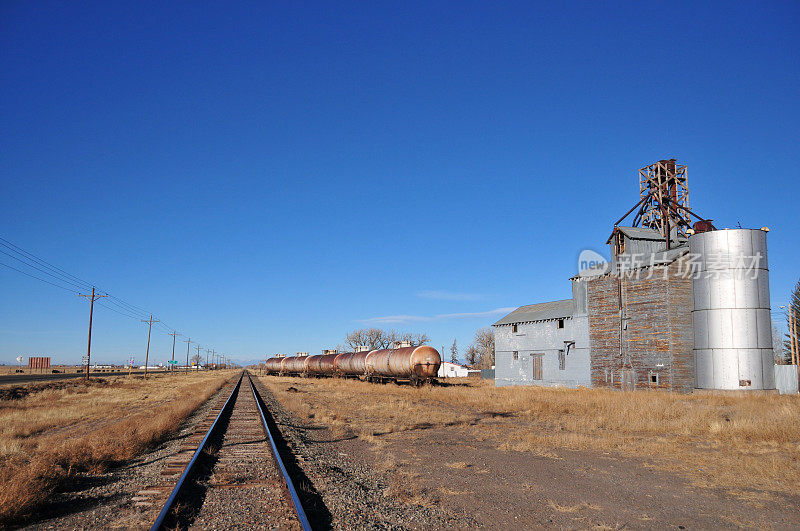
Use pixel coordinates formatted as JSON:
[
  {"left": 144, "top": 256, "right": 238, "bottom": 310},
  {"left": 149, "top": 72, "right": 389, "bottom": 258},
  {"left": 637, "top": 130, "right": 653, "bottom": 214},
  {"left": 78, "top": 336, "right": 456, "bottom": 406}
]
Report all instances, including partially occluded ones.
[{"left": 691, "top": 228, "right": 775, "bottom": 390}]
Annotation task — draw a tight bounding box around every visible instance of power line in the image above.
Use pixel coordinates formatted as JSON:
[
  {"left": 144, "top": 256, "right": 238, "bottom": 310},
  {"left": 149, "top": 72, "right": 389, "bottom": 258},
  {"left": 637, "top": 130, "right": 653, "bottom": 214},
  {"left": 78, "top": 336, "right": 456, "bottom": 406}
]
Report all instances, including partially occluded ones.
[
  {"left": 0, "top": 236, "right": 166, "bottom": 323},
  {"left": 0, "top": 249, "right": 90, "bottom": 291},
  {"left": 0, "top": 261, "right": 79, "bottom": 293},
  {"left": 105, "top": 294, "right": 153, "bottom": 318},
  {"left": 95, "top": 301, "right": 143, "bottom": 320},
  {"left": 101, "top": 298, "right": 152, "bottom": 320},
  {"left": 0, "top": 237, "right": 94, "bottom": 289},
  {"left": 1, "top": 236, "right": 191, "bottom": 352}
]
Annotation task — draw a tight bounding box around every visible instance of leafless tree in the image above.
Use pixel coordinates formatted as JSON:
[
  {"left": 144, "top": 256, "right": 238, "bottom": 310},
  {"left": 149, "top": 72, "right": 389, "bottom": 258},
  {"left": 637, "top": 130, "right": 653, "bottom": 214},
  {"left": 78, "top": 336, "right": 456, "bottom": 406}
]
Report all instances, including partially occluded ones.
[
  {"left": 341, "top": 328, "right": 430, "bottom": 351},
  {"left": 394, "top": 331, "right": 430, "bottom": 346},
  {"left": 464, "top": 345, "right": 479, "bottom": 366},
  {"left": 466, "top": 327, "right": 495, "bottom": 368}
]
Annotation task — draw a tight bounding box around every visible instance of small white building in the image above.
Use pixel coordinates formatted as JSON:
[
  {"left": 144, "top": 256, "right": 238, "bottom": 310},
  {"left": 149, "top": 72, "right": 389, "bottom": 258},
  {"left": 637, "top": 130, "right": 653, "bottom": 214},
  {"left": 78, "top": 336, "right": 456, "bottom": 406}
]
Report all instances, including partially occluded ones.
[{"left": 438, "top": 361, "right": 469, "bottom": 378}]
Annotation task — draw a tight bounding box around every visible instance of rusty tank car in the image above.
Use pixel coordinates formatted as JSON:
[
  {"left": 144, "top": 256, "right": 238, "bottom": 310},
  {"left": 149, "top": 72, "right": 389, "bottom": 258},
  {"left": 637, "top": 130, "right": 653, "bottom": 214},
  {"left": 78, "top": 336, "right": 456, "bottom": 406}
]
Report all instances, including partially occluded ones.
[
  {"left": 336, "top": 350, "right": 373, "bottom": 377},
  {"left": 280, "top": 354, "right": 310, "bottom": 374},
  {"left": 264, "top": 356, "right": 285, "bottom": 373},
  {"left": 364, "top": 345, "right": 440, "bottom": 385},
  {"left": 264, "top": 345, "right": 441, "bottom": 386}
]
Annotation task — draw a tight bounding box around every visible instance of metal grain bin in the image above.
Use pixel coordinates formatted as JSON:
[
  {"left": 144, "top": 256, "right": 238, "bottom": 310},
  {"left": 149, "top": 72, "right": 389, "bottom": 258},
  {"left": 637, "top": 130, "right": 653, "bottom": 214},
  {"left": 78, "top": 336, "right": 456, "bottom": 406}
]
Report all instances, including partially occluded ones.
[{"left": 690, "top": 228, "right": 775, "bottom": 390}]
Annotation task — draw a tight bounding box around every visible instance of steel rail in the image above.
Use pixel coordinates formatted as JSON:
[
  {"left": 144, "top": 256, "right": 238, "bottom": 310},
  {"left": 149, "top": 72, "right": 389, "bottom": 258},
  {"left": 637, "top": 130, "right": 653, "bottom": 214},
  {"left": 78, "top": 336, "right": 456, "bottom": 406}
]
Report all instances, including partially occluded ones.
[
  {"left": 247, "top": 373, "right": 312, "bottom": 531},
  {"left": 151, "top": 373, "right": 243, "bottom": 531}
]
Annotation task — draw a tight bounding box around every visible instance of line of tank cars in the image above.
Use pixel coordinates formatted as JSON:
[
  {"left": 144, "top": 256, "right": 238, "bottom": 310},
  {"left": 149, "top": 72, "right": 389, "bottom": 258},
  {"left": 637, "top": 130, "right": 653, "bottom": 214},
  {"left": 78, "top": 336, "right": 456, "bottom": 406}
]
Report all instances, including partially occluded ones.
[{"left": 264, "top": 344, "right": 442, "bottom": 386}]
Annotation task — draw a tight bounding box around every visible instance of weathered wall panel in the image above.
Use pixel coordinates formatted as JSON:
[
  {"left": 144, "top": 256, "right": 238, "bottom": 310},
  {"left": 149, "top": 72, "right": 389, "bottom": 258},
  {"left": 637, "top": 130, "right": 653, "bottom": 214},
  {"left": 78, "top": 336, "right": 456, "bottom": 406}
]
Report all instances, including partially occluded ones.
[
  {"left": 587, "top": 258, "right": 694, "bottom": 392},
  {"left": 495, "top": 313, "right": 590, "bottom": 388}
]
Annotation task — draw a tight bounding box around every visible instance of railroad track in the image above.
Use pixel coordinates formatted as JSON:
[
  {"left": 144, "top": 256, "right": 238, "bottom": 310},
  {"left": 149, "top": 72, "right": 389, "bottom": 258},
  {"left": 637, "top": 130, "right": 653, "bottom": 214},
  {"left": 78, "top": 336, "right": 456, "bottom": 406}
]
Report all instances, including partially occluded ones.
[{"left": 150, "top": 371, "right": 311, "bottom": 530}]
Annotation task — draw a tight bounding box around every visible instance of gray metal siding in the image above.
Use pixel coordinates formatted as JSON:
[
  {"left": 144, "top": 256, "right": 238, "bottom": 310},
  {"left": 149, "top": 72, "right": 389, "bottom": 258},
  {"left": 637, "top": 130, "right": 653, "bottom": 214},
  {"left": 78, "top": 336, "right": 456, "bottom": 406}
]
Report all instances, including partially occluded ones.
[
  {"left": 494, "top": 315, "right": 590, "bottom": 388},
  {"left": 774, "top": 365, "right": 799, "bottom": 395},
  {"left": 572, "top": 280, "right": 588, "bottom": 315}
]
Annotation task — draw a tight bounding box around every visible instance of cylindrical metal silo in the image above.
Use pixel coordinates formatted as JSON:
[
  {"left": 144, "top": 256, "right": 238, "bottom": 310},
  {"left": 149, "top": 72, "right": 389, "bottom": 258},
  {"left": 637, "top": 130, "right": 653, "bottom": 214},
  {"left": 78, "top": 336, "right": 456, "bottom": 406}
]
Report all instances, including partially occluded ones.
[{"left": 690, "top": 228, "right": 775, "bottom": 390}]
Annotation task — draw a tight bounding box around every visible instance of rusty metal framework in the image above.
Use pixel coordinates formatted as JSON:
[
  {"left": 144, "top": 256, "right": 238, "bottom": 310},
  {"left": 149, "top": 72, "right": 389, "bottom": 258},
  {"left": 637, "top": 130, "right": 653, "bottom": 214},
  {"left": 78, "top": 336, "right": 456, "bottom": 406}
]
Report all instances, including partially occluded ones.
[
  {"left": 612, "top": 159, "right": 713, "bottom": 251},
  {"left": 638, "top": 159, "right": 690, "bottom": 239}
]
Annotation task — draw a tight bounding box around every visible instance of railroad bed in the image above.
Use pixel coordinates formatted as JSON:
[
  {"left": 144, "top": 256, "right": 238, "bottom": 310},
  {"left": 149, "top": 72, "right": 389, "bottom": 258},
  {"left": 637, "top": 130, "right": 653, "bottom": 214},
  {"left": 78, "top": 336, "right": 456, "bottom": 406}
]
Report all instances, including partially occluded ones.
[{"left": 147, "top": 372, "right": 310, "bottom": 530}]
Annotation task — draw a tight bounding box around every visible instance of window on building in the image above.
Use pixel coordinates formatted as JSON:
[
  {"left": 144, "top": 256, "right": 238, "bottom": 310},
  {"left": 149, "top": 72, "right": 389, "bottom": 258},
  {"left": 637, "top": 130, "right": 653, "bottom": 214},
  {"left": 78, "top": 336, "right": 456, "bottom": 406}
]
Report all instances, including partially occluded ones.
[
  {"left": 558, "top": 350, "right": 565, "bottom": 370},
  {"left": 532, "top": 354, "right": 543, "bottom": 380},
  {"left": 557, "top": 319, "right": 565, "bottom": 329},
  {"left": 650, "top": 372, "right": 659, "bottom": 385},
  {"left": 512, "top": 323, "right": 518, "bottom": 333},
  {"left": 512, "top": 351, "right": 519, "bottom": 360}
]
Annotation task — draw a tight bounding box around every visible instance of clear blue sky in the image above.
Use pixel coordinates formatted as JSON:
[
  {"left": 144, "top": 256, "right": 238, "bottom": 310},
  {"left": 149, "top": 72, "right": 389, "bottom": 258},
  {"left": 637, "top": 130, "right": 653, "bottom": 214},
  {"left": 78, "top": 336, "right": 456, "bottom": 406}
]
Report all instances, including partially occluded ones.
[{"left": 1, "top": 1, "right": 798, "bottom": 366}]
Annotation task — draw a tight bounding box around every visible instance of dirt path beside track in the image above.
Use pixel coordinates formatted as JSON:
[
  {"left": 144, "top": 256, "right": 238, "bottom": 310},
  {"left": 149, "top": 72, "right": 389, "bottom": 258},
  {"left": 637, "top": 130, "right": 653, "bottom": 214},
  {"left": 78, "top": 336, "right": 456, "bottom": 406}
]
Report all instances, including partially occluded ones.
[{"left": 259, "top": 375, "right": 800, "bottom": 529}]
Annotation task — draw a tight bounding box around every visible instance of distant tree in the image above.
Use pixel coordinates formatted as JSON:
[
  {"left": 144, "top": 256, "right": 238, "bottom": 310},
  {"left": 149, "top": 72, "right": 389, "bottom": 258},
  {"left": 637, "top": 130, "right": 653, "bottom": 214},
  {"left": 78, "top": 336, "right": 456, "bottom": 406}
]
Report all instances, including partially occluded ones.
[
  {"left": 395, "top": 331, "right": 430, "bottom": 347},
  {"left": 464, "top": 344, "right": 479, "bottom": 366},
  {"left": 784, "top": 278, "right": 800, "bottom": 362},
  {"left": 465, "top": 327, "right": 495, "bottom": 369},
  {"left": 773, "top": 326, "right": 788, "bottom": 364},
  {"left": 341, "top": 328, "right": 430, "bottom": 351},
  {"left": 191, "top": 354, "right": 201, "bottom": 366},
  {"left": 450, "top": 339, "right": 458, "bottom": 364}
]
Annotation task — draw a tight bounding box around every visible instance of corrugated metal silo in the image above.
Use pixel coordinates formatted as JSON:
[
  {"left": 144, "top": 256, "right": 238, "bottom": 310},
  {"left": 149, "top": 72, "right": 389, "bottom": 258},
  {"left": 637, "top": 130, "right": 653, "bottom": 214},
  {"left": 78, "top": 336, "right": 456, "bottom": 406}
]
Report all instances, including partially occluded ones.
[{"left": 691, "top": 228, "right": 775, "bottom": 390}]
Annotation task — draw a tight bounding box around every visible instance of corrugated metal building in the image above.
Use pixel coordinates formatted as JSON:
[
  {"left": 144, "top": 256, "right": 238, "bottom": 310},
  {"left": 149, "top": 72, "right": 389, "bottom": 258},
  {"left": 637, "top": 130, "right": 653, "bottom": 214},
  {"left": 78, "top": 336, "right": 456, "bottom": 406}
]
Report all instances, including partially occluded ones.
[{"left": 493, "top": 281, "right": 591, "bottom": 388}]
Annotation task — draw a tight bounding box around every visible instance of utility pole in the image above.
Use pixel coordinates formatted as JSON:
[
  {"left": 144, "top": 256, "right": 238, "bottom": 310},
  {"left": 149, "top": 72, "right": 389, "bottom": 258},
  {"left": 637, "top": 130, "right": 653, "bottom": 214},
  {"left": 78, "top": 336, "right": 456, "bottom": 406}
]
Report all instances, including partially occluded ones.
[
  {"left": 791, "top": 307, "right": 797, "bottom": 365},
  {"left": 168, "top": 331, "right": 180, "bottom": 373},
  {"left": 791, "top": 307, "right": 799, "bottom": 389},
  {"left": 195, "top": 344, "right": 202, "bottom": 372},
  {"left": 206, "top": 349, "right": 211, "bottom": 370},
  {"left": 79, "top": 287, "right": 107, "bottom": 380},
  {"left": 184, "top": 338, "right": 192, "bottom": 375},
  {"left": 212, "top": 349, "right": 216, "bottom": 370},
  {"left": 141, "top": 315, "right": 160, "bottom": 378}
]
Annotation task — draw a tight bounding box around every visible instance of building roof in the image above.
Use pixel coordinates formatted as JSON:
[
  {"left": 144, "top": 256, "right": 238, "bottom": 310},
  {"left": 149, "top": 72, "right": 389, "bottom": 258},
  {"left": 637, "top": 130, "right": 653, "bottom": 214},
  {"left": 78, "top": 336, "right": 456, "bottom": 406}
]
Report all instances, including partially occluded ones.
[
  {"left": 605, "top": 226, "right": 689, "bottom": 245},
  {"left": 606, "top": 226, "right": 664, "bottom": 244},
  {"left": 570, "top": 243, "right": 690, "bottom": 281},
  {"left": 493, "top": 299, "right": 573, "bottom": 326}
]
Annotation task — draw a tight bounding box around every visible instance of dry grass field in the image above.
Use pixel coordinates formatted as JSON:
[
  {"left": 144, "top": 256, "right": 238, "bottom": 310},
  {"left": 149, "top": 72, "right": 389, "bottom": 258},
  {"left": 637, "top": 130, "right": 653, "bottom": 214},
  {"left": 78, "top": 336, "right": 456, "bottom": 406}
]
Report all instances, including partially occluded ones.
[
  {"left": 0, "top": 365, "right": 82, "bottom": 375},
  {"left": 0, "top": 371, "right": 235, "bottom": 524},
  {"left": 258, "top": 376, "right": 800, "bottom": 499}
]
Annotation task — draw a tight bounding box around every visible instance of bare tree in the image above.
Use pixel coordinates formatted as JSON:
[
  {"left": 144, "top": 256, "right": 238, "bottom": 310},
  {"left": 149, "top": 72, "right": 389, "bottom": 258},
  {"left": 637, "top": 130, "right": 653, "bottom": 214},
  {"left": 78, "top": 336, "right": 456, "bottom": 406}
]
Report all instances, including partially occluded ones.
[
  {"left": 783, "top": 278, "right": 800, "bottom": 362},
  {"left": 773, "top": 325, "right": 788, "bottom": 364},
  {"left": 191, "top": 354, "right": 202, "bottom": 366},
  {"left": 396, "top": 331, "right": 430, "bottom": 346},
  {"left": 450, "top": 339, "right": 458, "bottom": 364},
  {"left": 466, "top": 327, "right": 495, "bottom": 369},
  {"left": 341, "top": 328, "right": 430, "bottom": 351},
  {"left": 464, "top": 345, "right": 478, "bottom": 366}
]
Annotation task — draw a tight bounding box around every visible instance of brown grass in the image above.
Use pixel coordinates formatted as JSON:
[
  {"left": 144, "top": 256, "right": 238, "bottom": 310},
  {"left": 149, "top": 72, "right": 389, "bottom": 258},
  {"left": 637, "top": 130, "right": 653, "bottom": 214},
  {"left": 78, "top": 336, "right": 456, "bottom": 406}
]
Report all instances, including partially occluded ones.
[
  {"left": 0, "top": 371, "right": 236, "bottom": 524},
  {"left": 257, "top": 376, "right": 800, "bottom": 498},
  {"left": 0, "top": 365, "right": 133, "bottom": 376}
]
